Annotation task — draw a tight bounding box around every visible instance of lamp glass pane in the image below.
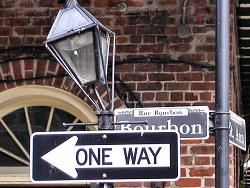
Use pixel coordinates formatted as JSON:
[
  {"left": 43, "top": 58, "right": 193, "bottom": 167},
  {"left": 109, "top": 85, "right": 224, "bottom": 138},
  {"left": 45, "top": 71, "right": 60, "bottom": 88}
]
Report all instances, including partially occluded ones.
[
  {"left": 98, "top": 33, "right": 109, "bottom": 83},
  {"left": 54, "top": 31, "right": 96, "bottom": 85}
]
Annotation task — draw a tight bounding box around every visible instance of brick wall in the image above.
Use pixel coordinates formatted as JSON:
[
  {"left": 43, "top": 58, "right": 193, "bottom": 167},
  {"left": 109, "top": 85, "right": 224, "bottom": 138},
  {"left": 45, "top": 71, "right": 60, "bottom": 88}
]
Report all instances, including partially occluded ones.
[{"left": 0, "top": 0, "right": 241, "bottom": 187}]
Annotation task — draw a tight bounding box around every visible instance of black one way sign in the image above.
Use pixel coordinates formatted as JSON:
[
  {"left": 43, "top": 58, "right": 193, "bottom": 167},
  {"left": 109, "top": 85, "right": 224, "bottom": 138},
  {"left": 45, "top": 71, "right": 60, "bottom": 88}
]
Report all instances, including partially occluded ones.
[{"left": 30, "top": 131, "right": 180, "bottom": 183}]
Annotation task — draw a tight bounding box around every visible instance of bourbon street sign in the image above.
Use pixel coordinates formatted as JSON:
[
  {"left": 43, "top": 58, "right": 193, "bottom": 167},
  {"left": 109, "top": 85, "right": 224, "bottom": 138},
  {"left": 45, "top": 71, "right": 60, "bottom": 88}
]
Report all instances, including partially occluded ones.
[
  {"left": 30, "top": 131, "right": 180, "bottom": 183},
  {"left": 114, "top": 106, "right": 209, "bottom": 140}
]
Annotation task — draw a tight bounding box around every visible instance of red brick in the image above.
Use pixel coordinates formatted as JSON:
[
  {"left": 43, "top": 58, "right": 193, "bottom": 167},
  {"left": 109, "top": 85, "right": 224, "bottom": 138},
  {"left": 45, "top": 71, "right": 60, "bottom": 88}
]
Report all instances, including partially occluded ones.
[
  {"left": 115, "top": 36, "right": 128, "bottom": 44},
  {"left": 127, "top": 0, "right": 145, "bottom": 7},
  {"left": 205, "top": 72, "right": 215, "bottom": 81},
  {"left": 170, "top": 92, "right": 183, "bottom": 101},
  {"left": 167, "top": 27, "right": 177, "bottom": 34},
  {"left": 158, "top": 0, "right": 177, "bottom": 6},
  {"left": 0, "top": 83, "right": 6, "bottom": 92},
  {"left": 36, "top": 60, "right": 47, "bottom": 77},
  {"left": 127, "top": 16, "right": 150, "bottom": 25},
  {"left": 200, "top": 92, "right": 212, "bottom": 101},
  {"left": 135, "top": 64, "right": 162, "bottom": 72},
  {"left": 179, "top": 54, "right": 206, "bottom": 62},
  {"left": 190, "top": 168, "right": 215, "bottom": 177},
  {"left": 116, "top": 45, "right": 138, "bottom": 53},
  {"left": 149, "top": 73, "right": 175, "bottom": 81},
  {"left": 195, "top": 156, "right": 211, "bottom": 165},
  {"left": 121, "top": 73, "right": 147, "bottom": 81},
  {"left": 9, "top": 37, "right": 22, "bottom": 45},
  {"left": 139, "top": 44, "right": 164, "bottom": 53},
  {"left": 143, "top": 182, "right": 170, "bottom": 187},
  {"left": 185, "top": 92, "right": 198, "bottom": 101},
  {"left": 130, "top": 35, "right": 142, "bottom": 43},
  {"left": 24, "top": 60, "right": 34, "bottom": 71},
  {"left": 33, "top": 18, "right": 50, "bottom": 26},
  {"left": 15, "top": 27, "right": 41, "bottom": 36},
  {"left": 175, "top": 178, "right": 201, "bottom": 187},
  {"left": 6, "top": 81, "right": 15, "bottom": 89},
  {"left": 205, "top": 178, "right": 215, "bottom": 187},
  {"left": 0, "top": 0, "right": 15, "bottom": 8},
  {"left": 137, "top": 82, "right": 162, "bottom": 91},
  {"left": 204, "top": 135, "right": 215, "bottom": 143},
  {"left": 177, "top": 73, "right": 203, "bottom": 81},
  {"left": 0, "top": 37, "right": 8, "bottom": 45},
  {"left": 0, "top": 27, "right": 11, "bottom": 36},
  {"left": 193, "top": 26, "right": 215, "bottom": 34},
  {"left": 169, "top": 44, "right": 192, "bottom": 53},
  {"left": 38, "top": 0, "right": 57, "bottom": 7},
  {"left": 48, "top": 60, "right": 58, "bottom": 72},
  {"left": 164, "top": 82, "right": 190, "bottom": 90},
  {"left": 206, "top": 36, "right": 216, "bottom": 43},
  {"left": 114, "top": 17, "right": 126, "bottom": 26},
  {"left": 181, "top": 146, "right": 188, "bottom": 154},
  {"left": 190, "top": 146, "right": 215, "bottom": 155},
  {"left": 115, "top": 64, "right": 134, "bottom": 72},
  {"left": 18, "top": 0, "right": 34, "bottom": 7},
  {"left": 186, "top": 15, "right": 206, "bottom": 25},
  {"left": 181, "top": 156, "right": 193, "bottom": 165},
  {"left": 12, "top": 61, "right": 23, "bottom": 80},
  {"left": 24, "top": 71, "right": 33, "bottom": 84},
  {"left": 123, "top": 26, "right": 137, "bottom": 35},
  {"left": 196, "top": 44, "right": 215, "bottom": 53},
  {"left": 138, "top": 26, "right": 166, "bottom": 35},
  {"left": 191, "top": 83, "right": 215, "bottom": 90},
  {"left": 163, "top": 63, "right": 189, "bottom": 72},
  {"left": 142, "top": 92, "right": 155, "bottom": 101},
  {"left": 5, "top": 18, "right": 30, "bottom": 26},
  {"left": 156, "top": 92, "right": 169, "bottom": 101},
  {"left": 1, "top": 63, "right": 10, "bottom": 74},
  {"left": 143, "top": 35, "right": 156, "bottom": 43},
  {"left": 115, "top": 182, "right": 142, "bottom": 187},
  {"left": 205, "top": 53, "right": 215, "bottom": 62}
]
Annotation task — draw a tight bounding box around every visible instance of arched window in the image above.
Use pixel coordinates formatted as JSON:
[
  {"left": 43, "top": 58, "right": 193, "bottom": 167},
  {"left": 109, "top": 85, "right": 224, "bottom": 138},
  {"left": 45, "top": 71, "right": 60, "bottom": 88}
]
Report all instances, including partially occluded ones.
[{"left": 0, "top": 85, "right": 97, "bottom": 186}]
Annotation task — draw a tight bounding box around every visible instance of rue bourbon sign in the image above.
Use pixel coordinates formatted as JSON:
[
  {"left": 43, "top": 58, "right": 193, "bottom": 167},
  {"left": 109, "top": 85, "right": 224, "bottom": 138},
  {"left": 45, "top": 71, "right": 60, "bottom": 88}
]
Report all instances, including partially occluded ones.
[
  {"left": 30, "top": 131, "right": 180, "bottom": 183},
  {"left": 114, "top": 106, "right": 209, "bottom": 140}
]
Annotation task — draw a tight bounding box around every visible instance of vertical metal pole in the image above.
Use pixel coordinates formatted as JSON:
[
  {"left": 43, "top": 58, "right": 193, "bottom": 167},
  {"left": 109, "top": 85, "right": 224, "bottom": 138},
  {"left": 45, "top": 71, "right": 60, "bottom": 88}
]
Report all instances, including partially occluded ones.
[{"left": 215, "top": 0, "right": 230, "bottom": 187}]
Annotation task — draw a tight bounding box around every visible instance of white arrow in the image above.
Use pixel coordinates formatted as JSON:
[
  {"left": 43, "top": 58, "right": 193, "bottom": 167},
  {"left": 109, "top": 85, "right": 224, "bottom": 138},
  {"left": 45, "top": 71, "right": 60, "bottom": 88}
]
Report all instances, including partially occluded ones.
[
  {"left": 41, "top": 136, "right": 79, "bottom": 178},
  {"left": 41, "top": 136, "right": 170, "bottom": 179}
]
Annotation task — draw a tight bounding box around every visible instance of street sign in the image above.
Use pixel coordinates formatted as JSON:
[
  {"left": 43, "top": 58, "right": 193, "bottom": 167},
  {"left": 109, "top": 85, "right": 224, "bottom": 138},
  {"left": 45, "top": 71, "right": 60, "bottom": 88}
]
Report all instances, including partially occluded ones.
[
  {"left": 30, "top": 131, "right": 180, "bottom": 183},
  {"left": 114, "top": 106, "right": 209, "bottom": 140},
  {"left": 229, "top": 111, "right": 246, "bottom": 150}
]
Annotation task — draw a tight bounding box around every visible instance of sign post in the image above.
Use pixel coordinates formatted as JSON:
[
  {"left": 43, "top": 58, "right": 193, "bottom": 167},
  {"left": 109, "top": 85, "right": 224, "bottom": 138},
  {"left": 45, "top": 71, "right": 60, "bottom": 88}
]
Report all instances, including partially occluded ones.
[{"left": 30, "top": 131, "right": 180, "bottom": 183}]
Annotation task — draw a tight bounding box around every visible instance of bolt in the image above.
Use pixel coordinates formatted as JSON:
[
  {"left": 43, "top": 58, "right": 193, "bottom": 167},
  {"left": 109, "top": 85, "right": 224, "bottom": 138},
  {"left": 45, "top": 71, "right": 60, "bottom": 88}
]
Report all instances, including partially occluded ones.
[
  {"left": 102, "top": 134, "right": 107, "bottom": 139},
  {"left": 102, "top": 173, "right": 107, "bottom": 178}
]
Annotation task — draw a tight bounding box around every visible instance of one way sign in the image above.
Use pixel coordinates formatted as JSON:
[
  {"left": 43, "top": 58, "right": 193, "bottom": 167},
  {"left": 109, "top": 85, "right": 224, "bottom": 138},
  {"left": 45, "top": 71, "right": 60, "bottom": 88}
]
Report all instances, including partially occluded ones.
[{"left": 30, "top": 131, "right": 180, "bottom": 183}]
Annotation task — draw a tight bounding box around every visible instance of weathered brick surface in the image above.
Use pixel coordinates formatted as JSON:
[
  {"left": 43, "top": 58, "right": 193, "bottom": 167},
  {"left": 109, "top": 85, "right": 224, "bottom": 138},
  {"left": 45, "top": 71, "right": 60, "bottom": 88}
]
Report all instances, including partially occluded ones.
[{"left": 0, "top": 0, "right": 241, "bottom": 187}]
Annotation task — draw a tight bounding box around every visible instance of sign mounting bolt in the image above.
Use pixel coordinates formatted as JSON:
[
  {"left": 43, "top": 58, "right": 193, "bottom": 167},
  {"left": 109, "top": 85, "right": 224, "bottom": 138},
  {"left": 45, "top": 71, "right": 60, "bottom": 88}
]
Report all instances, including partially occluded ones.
[
  {"left": 102, "top": 173, "right": 107, "bottom": 178},
  {"left": 102, "top": 134, "right": 107, "bottom": 139}
]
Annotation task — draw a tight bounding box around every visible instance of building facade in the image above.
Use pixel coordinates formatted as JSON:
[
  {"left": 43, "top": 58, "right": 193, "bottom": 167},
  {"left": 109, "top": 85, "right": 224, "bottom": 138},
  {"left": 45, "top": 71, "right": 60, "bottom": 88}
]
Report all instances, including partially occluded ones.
[{"left": 0, "top": 0, "right": 243, "bottom": 187}]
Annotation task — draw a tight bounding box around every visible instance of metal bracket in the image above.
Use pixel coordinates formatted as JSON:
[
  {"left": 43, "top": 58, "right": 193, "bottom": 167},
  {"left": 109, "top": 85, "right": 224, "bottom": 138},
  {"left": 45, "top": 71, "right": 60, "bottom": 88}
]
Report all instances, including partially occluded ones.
[{"left": 209, "top": 110, "right": 230, "bottom": 135}]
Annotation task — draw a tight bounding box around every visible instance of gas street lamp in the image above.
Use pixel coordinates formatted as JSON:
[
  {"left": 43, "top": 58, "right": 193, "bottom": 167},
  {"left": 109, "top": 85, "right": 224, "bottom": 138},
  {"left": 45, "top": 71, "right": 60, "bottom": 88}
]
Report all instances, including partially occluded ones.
[{"left": 45, "top": 0, "right": 116, "bottom": 130}]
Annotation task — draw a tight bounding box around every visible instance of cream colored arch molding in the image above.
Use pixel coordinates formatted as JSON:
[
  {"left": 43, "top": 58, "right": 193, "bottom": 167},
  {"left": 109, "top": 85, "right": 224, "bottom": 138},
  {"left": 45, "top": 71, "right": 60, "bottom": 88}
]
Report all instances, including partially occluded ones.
[
  {"left": 0, "top": 85, "right": 97, "bottom": 125},
  {"left": 0, "top": 85, "right": 97, "bottom": 186}
]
